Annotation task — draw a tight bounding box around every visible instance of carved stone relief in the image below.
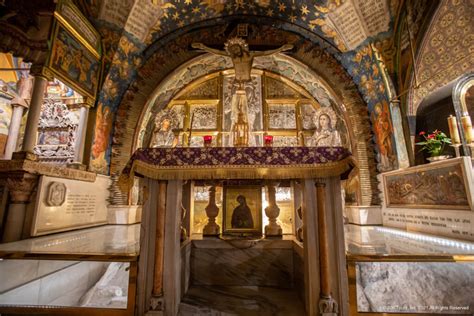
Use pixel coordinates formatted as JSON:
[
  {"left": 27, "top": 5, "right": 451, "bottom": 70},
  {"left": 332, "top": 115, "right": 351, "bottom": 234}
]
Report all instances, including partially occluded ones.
[
  {"left": 34, "top": 99, "right": 79, "bottom": 164},
  {"left": 46, "top": 181, "right": 67, "bottom": 207}
]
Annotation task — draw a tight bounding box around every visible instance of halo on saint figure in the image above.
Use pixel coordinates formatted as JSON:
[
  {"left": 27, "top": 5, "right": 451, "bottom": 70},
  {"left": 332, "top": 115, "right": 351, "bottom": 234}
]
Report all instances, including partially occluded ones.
[
  {"left": 154, "top": 109, "right": 178, "bottom": 129},
  {"left": 224, "top": 37, "right": 249, "bottom": 54},
  {"left": 313, "top": 107, "right": 338, "bottom": 130}
]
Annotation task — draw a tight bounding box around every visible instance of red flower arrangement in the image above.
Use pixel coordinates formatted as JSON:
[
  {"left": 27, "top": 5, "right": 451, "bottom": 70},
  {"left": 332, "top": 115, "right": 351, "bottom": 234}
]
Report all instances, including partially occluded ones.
[{"left": 416, "top": 129, "right": 451, "bottom": 157}]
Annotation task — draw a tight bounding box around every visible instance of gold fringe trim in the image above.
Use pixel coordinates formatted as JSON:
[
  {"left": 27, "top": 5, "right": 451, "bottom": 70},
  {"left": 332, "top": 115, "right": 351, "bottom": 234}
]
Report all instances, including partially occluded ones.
[{"left": 118, "top": 157, "right": 355, "bottom": 193}]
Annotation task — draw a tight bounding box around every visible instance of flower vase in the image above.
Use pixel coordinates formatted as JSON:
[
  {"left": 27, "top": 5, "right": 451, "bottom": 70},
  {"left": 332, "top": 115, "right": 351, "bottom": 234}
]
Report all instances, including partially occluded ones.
[{"left": 426, "top": 155, "right": 451, "bottom": 163}]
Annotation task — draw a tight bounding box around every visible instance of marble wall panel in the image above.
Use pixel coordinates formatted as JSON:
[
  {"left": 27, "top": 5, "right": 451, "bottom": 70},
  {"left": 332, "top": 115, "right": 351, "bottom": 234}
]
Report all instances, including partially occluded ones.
[
  {"left": 191, "top": 247, "right": 294, "bottom": 288},
  {"left": 357, "top": 262, "right": 474, "bottom": 314},
  {"left": 181, "top": 241, "right": 191, "bottom": 299},
  {"left": 292, "top": 243, "right": 305, "bottom": 304}
]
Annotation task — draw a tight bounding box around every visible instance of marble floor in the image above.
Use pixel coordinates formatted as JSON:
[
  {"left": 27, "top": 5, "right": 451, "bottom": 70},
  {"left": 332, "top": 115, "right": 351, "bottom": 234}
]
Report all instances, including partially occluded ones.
[{"left": 178, "top": 286, "right": 305, "bottom": 316}]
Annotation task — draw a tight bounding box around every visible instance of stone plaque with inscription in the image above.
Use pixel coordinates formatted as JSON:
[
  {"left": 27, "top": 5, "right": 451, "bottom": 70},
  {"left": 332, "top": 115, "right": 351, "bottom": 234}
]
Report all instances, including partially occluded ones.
[{"left": 31, "top": 175, "right": 110, "bottom": 236}]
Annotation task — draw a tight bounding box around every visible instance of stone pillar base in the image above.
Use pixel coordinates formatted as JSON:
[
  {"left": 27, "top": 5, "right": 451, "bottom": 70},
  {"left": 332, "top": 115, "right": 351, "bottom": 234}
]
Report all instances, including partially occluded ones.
[
  {"left": 344, "top": 205, "right": 382, "bottom": 225},
  {"left": 12, "top": 151, "right": 37, "bottom": 161},
  {"left": 264, "top": 224, "right": 282, "bottom": 237},
  {"left": 107, "top": 205, "right": 142, "bottom": 224},
  {"left": 203, "top": 223, "right": 220, "bottom": 236}
]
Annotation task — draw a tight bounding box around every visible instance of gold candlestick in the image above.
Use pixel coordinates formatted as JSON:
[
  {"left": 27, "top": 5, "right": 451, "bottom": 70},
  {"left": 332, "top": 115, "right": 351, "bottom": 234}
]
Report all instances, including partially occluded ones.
[
  {"left": 447, "top": 115, "right": 461, "bottom": 144},
  {"left": 461, "top": 115, "right": 474, "bottom": 144}
]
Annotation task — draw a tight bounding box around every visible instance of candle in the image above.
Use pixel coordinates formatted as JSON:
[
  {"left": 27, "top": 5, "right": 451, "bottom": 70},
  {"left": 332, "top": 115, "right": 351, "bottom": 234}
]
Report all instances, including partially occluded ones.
[
  {"left": 447, "top": 115, "right": 461, "bottom": 144},
  {"left": 203, "top": 135, "right": 212, "bottom": 147},
  {"left": 264, "top": 135, "right": 273, "bottom": 147},
  {"left": 461, "top": 115, "right": 474, "bottom": 143}
]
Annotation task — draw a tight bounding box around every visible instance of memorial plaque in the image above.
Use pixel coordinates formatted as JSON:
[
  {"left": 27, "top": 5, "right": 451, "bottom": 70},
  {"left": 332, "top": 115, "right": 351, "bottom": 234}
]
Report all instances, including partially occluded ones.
[
  {"left": 382, "top": 208, "right": 474, "bottom": 241},
  {"left": 32, "top": 175, "right": 110, "bottom": 236}
]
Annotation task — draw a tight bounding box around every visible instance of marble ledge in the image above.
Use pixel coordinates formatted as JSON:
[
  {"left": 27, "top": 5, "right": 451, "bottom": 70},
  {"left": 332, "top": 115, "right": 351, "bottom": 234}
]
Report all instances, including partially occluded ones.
[
  {"left": 0, "top": 158, "right": 97, "bottom": 182},
  {"left": 0, "top": 224, "right": 140, "bottom": 260},
  {"left": 190, "top": 235, "right": 297, "bottom": 249}
]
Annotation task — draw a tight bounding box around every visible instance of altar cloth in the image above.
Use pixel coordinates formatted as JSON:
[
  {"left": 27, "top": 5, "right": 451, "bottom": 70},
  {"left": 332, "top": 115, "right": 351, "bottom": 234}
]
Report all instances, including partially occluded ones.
[{"left": 119, "top": 147, "right": 353, "bottom": 188}]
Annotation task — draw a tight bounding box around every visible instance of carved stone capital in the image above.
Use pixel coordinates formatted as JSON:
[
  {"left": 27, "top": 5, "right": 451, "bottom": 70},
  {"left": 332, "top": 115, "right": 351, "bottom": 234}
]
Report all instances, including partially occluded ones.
[
  {"left": 29, "top": 65, "right": 54, "bottom": 80},
  {"left": 314, "top": 178, "right": 326, "bottom": 188},
  {"left": 6, "top": 172, "right": 39, "bottom": 203}
]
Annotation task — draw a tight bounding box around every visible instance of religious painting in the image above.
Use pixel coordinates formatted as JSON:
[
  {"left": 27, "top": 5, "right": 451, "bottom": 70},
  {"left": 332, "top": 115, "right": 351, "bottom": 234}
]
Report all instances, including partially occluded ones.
[
  {"left": 223, "top": 185, "right": 262, "bottom": 235},
  {"left": 267, "top": 103, "right": 297, "bottom": 129},
  {"left": 48, "top": 23, "right": 101, "bottom": 99},
  {"left": 190, "top": 104, "right": 217, "bottom": 130},
  {"left": 371, "top": 100, "right": 396, "bottom": 170},
  {"left": 383, "top": 158, "right": 473, "bottom": 210}
]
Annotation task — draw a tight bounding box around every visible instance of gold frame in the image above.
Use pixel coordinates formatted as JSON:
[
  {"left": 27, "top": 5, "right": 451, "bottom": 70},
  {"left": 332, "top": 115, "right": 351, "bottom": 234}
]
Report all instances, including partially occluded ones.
[
  {"left": 46, "top": 0, "right": 102, "bottom": 103},
  {"left": 222, "top": 185, "right": 262, "bottom": 235}
]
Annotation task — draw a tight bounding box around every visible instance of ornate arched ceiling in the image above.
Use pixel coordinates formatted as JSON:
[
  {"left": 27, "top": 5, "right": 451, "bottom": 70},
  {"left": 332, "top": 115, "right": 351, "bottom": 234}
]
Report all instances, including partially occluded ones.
[
  {"left": 408, "top": 0, "right": 474, "bottom": 115},
  {"left": 105, "top": 27, "right": 381, "bottom": 205},
  {"left": 77, "top": 0, "right": 400, "bottom": 53}
]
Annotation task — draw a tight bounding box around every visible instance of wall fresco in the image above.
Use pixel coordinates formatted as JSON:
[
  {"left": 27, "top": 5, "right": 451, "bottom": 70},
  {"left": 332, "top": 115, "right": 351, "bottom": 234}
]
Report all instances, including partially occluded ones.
[{"left": 49, "top": 24, "right": 101, "bottom": 98}]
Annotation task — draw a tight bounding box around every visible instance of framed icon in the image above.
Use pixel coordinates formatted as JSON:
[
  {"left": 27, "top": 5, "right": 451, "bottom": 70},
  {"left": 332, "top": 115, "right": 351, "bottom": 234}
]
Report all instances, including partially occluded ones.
[{"left": 222, "top": 185, "right": 262, "bottom": 236}]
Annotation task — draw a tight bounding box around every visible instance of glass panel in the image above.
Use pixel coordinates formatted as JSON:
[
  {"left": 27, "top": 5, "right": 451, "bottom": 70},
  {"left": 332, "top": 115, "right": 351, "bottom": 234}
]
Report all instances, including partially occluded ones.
[
  {"left": 345, "top": 225, "right": 474, "bottom": 255},
  {"left": 268, "top": 104, "right": 296, "bottom": 129},
  {"left": 170, "top": 104, "right": 186, "bottom": 129},
  {"left": 301, "top": 103, "right": 317, "bottom": 130},
  {"left": 192, "top": 186, "right": 223, "bottom": 234},
  {"left": 222, "top": 75, "right": 262, "bottom": 132},
  {"left": 190, "top": 104, "right": 217, "bottom": 130},
  {"left": 273, "top": 136, "right": 298, "bottom": 147},
  {"left": 0, "top": 224, "right": 140, "bottom": 256},
  {"left": 0, "top": 260, "right": 130, "bottom": 309},
  {"left": 262, "top": 187, "right": 294, "bottom": 234},
  {"left": 356, "top": 262, "right": 474, "bottom": 313}
]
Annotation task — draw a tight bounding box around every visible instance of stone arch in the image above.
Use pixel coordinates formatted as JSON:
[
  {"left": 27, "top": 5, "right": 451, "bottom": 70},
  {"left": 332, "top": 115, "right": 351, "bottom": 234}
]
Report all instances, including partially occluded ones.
[
  {"left": 111, "top": 26, "right": 379, "bottom": 205},
  {"left": 408, "top": 0, "right": 474, "bottom": 116}
]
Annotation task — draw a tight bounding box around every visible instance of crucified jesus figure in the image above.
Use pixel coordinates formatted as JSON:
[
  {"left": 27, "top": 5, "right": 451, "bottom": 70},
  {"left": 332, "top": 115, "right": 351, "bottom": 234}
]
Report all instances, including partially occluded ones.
[{"left": 192, "top": 37, "right": 293, "bottom": 86}]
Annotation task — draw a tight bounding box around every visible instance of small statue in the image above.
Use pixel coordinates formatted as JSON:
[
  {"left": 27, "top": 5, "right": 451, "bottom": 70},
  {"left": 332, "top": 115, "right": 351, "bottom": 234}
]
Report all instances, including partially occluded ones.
[
  {"left": 192, "top": 37, "right": 293, "bottom": 86},
  {"left": 150, "top": 115, "right": 178, "bottom": 148},
  {"left": 308, "top": 109, "right": 341, "bottom": 147}
]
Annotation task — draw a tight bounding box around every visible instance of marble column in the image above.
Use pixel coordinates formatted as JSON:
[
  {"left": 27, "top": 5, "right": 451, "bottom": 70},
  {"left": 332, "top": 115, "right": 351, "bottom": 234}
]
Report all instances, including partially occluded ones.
[
  {"left": 264, "top": 181, "right": 282, "bottom": 237},
  {"left": 3, "top": 104, "right": 26, "bottom": 159},
  {"left": 2, "top": 172, "right": 38, "bottom": 242},
  {"left": 73, "top": 104, "right": 89, "bottom": 164},
  {"left": 20, "top": 75, "right": 48, "bottom": 155},
  {"left": 316, "top": 179, "right": 339, "bottom": 316},
  {"left": 203, "top": 186, "right": 220, "bottom": 236},
  {"left": 163, "top": 180, "right": 183, "bottom": 316},
  {"left": 153, "top": 180, "right": 167, "bottom": 297},
  {"left": 302, "top": 179, "right": 320, "bottom": 315}
]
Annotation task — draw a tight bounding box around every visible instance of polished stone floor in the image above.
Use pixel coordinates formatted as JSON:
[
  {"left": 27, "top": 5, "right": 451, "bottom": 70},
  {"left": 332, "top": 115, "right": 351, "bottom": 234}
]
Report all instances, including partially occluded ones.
[{"left": 178, "top": 285, "right": 305, "bottom": 316}]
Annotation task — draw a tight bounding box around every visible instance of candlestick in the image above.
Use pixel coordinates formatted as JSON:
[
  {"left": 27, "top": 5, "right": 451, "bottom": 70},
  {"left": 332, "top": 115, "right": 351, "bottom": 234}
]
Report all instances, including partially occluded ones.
[
  {"left": 264, "top": 135, "right": 273, "bottom": 147},
  {"left": 447, "top": 115, "right": 461, "bottom": 144},
  {"left": 461, "top": 115, "right": 474, "bottom": 143},
  {"left": 203, "top": 135, "right": 212, "bottom": 147}
]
